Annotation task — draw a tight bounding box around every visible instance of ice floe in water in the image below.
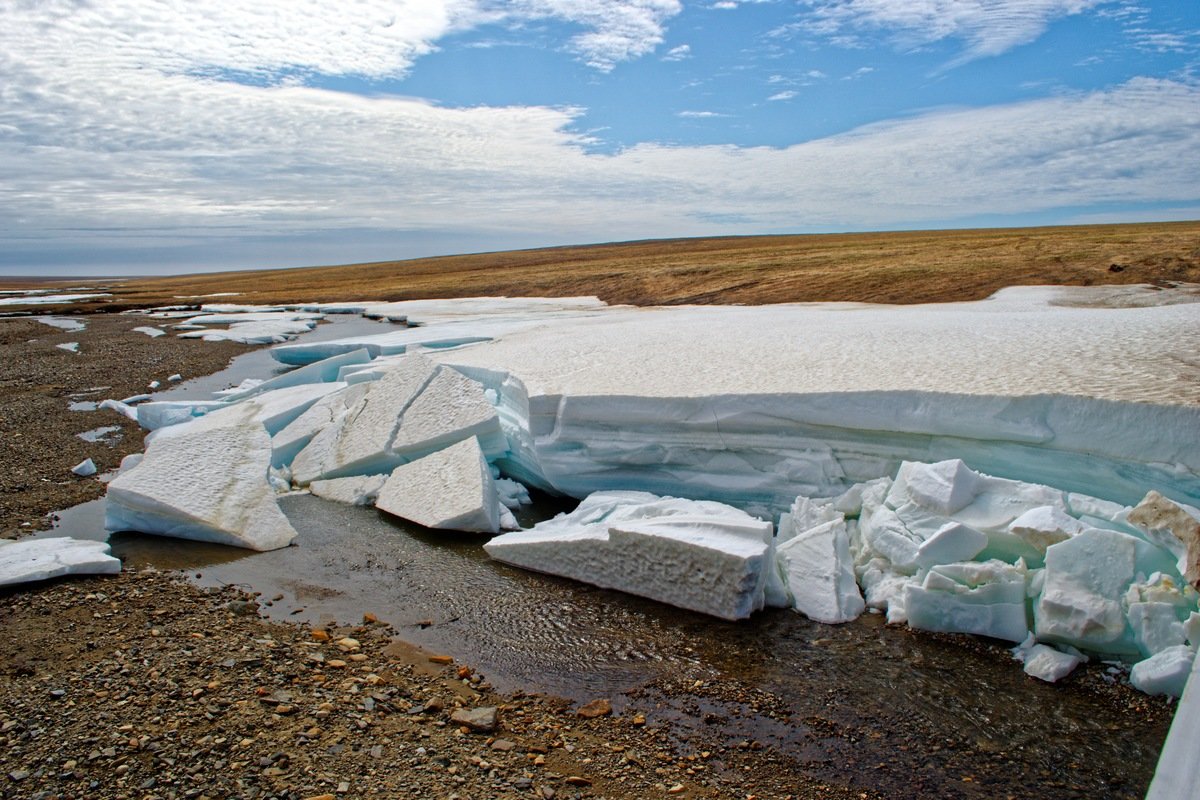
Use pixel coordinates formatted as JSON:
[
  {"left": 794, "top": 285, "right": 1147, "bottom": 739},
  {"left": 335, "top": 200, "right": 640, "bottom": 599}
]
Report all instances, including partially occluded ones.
[
  {"left": 0, "top": 537, "right": 120, "bottom": 585},
  {"left": 95, "top": 286, "right": 1200, "bottom": 698}
]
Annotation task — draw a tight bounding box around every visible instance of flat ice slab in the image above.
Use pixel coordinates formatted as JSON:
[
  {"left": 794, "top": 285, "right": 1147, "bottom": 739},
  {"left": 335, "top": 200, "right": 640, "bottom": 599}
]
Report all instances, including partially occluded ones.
[
  {"left": 485, "top": 491, "right": 777, "bottom": 620},
  {"left": 105, "top": 404, "right": 298, "bottom": 551},
  {"left": 376, "top": 437, "right": 502, "bottom": 533},
  {"left": 0, "top": 537, "right": 121, "bottom": 586}
]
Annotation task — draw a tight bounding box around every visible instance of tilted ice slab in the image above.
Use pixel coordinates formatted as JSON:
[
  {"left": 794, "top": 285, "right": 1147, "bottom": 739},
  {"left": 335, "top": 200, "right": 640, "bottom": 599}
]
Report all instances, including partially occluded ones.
[
  {"left": 485, "top": 491, "right": 782, "bottom": 621},
  {"left": 178, "top": 318, "right": 318, "bottom": 344},
  {"left": 436, "top": 285, "right": 1200, "bottom": 514},
  {"left": 0, "top": 537, "right": 121, "bottom": 586},
  {"left": 376, "top": 437, "right": 505, "bottom": 533},
  {"left": 105, "top": 404, "right": 298, "bottom": 551}
]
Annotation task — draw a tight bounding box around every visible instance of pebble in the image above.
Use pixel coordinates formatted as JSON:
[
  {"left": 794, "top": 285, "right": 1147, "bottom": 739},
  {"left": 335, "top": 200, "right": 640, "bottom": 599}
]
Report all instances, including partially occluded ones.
[
  {"left": 577, "top": 698, "right": 613, "bottom": 719},
  {"left": 449, "top": 707, "right": 498, "bottom": 733}
]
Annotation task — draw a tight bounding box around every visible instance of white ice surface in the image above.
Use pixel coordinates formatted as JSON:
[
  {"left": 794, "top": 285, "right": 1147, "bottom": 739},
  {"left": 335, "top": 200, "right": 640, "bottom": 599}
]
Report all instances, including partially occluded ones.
[
  {"left": 376, "top": 437, "right": 501, "bottom": 533},
  {"left": 71, "top": 458, "right": 97, "bottom": 477},
  {"left": 0, "top": 293, "right": 108, "bottom": 306},
  {"left": 485, "top": 491, "right": 777, "bottom": 620},
  {"left": 105, "top": 404, "right": 298, "bottom": 551},
  {"left": 904, "top": 560, "right": 1031, "bottom": 643},
  {"left": 0, "top": 537, "right": 121, "bottom": 586},
  {"left": 179, "top": 319, "right": 318, "bottom": 344},
  {"left": 1035, "top": 528, "right": 1138, "bottom": 652},
  {"left": 56, "top": 342, "right": 80, "bottom": 353},
  {"left": 432, "top": 287, "right": 1200, "bottom": 512},
  {"left": 1012, "top": 639, "right": 1082, "bottom": 683},
  {"left": 132, "top": 326, "right": 166, "bottom": 338}
]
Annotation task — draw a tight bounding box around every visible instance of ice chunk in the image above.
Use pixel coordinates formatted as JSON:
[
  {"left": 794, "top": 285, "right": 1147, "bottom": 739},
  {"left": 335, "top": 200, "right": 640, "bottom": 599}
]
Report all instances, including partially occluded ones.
[
  {"left": 1034, "top": 528, "right": 1137, "bottom": 651},
  {"left": 376, "top": 437, "right": 501, "bottom": 533},
  {"left": 1007, "top": 505, "right": 1086, "bottom": 553},
  {"left": 71, "top": 458, "right": 97, "bottom": 477},
  {"left": 905, "top": 560, "right": 1030, "bottom": 643},
  {"left": 37, "top": 316, "right": 87, "bottom": 332},
  {"left": 0, "top": 537, "right": 121, "bottom": 586},
  {"left": 485, "top": 491, "right": 776, "bottom": 620},
  {"left": 1128, "top": 602, "right": 1187, "bottom": 657},
  {"left": 1128, "top": 491, "right": 1200, "bottom": 590},
  {"left": 888, "top": 459, "right": 981, "bottom": 516},
  {"left": 291, "top": 354, "right": 437, "bottom": 482},
  {"left": 309, "top": 474, "right": 387, "bottom": 506},
  {"left": 1130, "top": 645, "right": 1195, "bottom": 697},
  {"left": 776, "top": 514, "right": 865, "bottom": 624},
  {"left": 778, "top": 496, "right": 842, "bottom": 545},
  {"left": 389, "top": 365, "right": 503, "bottom": 460},
  {"left": 859, "top": 559, "right": 912, "bottom": 622},
  {"left": 859, "top": 506, "right": 921, "bottom": 573},
  {"left": 135, "top": 400, "right": 226, "bottom": 430},
  {"left": 167, "top": 373, "right": 182, "bottom": 382},
  {"left": 1015, "top": 641, "right": 1083, "bottom": 683},
  {"left": 132, "top": 326, "right": 166, "bottom": 338},
  {"left": 105, "top": 405, "right": 298, "bottom": 551},
  {"left": 495, "top": 477, "right": 531, "bottom": 509},
  {"left": 914, "top": 521, "right": 988, "bottom": 569},
  {"left": 57, "top": 341, "right": 80, "bottom": 353}
]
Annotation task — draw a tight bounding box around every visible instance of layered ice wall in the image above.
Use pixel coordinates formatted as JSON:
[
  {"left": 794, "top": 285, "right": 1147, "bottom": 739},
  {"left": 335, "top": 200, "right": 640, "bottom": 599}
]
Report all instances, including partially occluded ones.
[{"left": 433, "top": 287, "right": 1200, "bottom": 515}]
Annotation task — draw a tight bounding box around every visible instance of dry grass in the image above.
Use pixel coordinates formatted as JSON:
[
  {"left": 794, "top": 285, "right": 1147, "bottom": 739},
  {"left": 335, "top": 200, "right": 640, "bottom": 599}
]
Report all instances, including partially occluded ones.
[{"left": 8, "top": 221, "right": 1200, "bottom": 311}]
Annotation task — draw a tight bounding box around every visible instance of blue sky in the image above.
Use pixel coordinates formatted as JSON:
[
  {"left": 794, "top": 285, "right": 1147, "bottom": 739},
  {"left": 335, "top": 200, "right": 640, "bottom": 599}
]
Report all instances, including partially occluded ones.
[{"left": 0, "top": 1, "right": 1197, "bottom": 276}]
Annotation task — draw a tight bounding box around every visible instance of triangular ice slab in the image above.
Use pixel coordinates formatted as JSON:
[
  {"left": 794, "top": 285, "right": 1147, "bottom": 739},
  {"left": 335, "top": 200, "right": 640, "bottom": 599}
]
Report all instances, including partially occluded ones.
[
  {"left": 376, "top": 437, "right": 501, "bottom": 532},
  {"left": 0, "top": 537, "right": 121, "bottom": 586}
]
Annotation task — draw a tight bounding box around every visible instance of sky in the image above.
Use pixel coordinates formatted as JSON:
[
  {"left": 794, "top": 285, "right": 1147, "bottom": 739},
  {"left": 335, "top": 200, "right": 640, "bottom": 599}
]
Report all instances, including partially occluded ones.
[{"left": 0, "top": 1, "right": 1197, "bottom": 277}]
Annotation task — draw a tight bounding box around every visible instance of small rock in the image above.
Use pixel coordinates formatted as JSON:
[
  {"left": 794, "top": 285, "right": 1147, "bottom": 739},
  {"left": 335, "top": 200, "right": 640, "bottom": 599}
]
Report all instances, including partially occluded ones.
[
  {"left": 668, "top": 783, "right": 686, "bottom": 794},
  {"left": 311, "top": 629, "right": 330, "bottom": 641},
  {"left": 565, "top": 776, "right": 592, "bottom": 786},
  {"left": 428, "top": 654, "right": 454, "bottom": 665},
  {"left": 9, "top": 770, "right": 30, "bottom": 782},
  {"left": 491, "top": 738, "right": 516, "bottom": 752},
  {"left": 363, "top": 612, "right": 378, "bottom": 624},
  {"left": 450, "top": 706, "right": 498, "bottom": 733},
  {"left": 577, "top": 698, "right": 613, "bottom": 719},
  {"left": 226, "top": 600, "right": 260, "bottom": 616},
  {"left": 335, "top": 637, "right": 360, "bottom": 652}
]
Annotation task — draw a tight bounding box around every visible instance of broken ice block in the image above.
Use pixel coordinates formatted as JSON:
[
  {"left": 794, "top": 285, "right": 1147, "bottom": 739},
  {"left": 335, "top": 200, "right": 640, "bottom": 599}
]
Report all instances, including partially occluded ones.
[
  {"left": 105, "top": 405, "right": 299, "bottom": 551},
  {"left": 1007, "top": 505, "right": 1086, "bottom": 553},
  {"left": 888, "top": 459, "right": 981, "bottom": 516},
  {"left": 485, "top": 491, "right": 776, "bottom": 620},
  {"left": 0, "top": 537, "right": 121, "bottom": 586},
  {"left": 1130, "top": 645, "right": 1195, "bottom": 697},
  {"left": 376, "top": 437, "right": 502, "bottom": 533},
  {"left": 1034, "top": 528, "right": 1136, "bottom": 652},
  {"left": 914, "top": 521, "right": 988, "bottom": 569},
  {"left": 776, "top": 514, "right": 865, "bottom": 624},
  {"left": 904, "top": 559, "right": 1030, "bottom": 643}
]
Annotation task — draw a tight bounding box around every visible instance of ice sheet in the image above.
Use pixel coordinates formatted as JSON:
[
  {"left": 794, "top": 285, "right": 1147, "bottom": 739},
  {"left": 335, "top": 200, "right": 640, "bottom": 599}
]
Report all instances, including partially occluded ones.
[{"left": 0, "top": 537, "right": 121, "bottom": 586}]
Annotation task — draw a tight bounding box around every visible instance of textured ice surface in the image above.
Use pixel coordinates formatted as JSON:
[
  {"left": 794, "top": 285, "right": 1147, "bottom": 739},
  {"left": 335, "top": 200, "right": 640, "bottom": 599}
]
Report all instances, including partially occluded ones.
[
  {"left": 0, "top": 537, "right": 120, "bottom": 585},
  {"left": 376, "top": 437, "right": 501, "bottom": 533},
  {"left": 291, "top": 355, "right": 437, "bottom": 483},
  {"left": 219, "top": 349, "right": 370, "bottom": 403},
  {"left": 105, "top": 404, "right": 298, "bottom": 550},
  {"left": 132, "top": 326, "right": 166, "bottom": 337},
  {"left": 178, "top": 318, "right": 317, "bottom": 344},
  {"left": 271, "top": 382, "right": 371, "bottom": 469},
  {"left": 485, "top": 491, "right": 777, "bottom": 620}
]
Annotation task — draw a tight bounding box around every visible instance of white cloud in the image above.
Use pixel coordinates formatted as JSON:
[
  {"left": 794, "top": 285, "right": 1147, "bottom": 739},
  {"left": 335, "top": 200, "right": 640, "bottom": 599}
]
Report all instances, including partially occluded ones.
[
  {"left": 0, "top": 1, "right": 1197, "bottom": 271},
  {"left": 678, "top": 110, "right": 729, "bottom": 117},
  {"left": 663, "top": 44, "right": 693, "bottom": 61},
  {"left": 511, "top": 0, "right": 683, "bottom": 71},
  {"left": 768, "top": 90, "right": 799, "bottom": 100},
  {"left": 797, "top": 0, "right": 1104, "bottom": 64}
]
